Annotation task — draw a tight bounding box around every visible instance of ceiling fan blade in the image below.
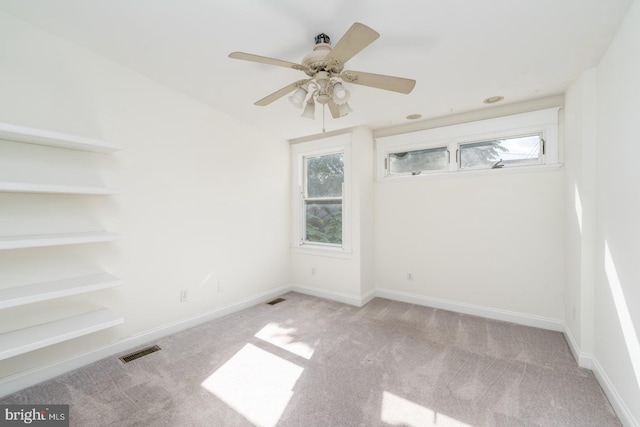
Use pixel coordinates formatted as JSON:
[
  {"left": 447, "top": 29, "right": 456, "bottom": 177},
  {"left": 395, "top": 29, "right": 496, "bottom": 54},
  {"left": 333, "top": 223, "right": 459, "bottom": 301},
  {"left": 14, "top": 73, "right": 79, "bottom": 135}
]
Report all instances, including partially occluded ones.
[
  {"left": 325, "top": 22, "right": 380, "bottom": 68},
  {"left": 254, "top": 79, "right": 310, "bottom": 106},
  {"left": 341, "top": 70, "right": 416, "bottom": 94},
  {"left": 327, "top": 101, "right": 340, "bottom": 119},
  {"left": 229, "top": 52, "right": 309, "bottom": 73}
]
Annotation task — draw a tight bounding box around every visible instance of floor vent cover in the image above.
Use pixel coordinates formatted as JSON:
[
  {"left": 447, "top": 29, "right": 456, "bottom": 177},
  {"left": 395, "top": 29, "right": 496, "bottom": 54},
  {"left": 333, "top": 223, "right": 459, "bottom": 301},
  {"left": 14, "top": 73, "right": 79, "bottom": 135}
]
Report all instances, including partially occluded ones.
[
  {"left": 119, "top": 345, "right": 161, "bottom": 363},
  {"left": 267, "top": 298, "right": 286, "bottom": 305}
]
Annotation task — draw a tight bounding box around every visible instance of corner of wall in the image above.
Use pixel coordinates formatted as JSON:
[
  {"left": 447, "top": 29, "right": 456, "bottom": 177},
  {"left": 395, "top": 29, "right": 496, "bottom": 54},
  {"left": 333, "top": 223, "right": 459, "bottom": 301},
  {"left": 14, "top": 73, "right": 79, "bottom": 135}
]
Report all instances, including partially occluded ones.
[{"left": 563, "top": 324, "right": 593, "bottom": 369}]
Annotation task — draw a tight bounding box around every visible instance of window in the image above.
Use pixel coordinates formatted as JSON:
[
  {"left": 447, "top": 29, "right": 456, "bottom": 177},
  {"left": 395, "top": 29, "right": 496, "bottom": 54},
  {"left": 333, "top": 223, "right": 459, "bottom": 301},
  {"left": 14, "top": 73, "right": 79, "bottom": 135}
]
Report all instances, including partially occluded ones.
[
  {"left": 388, "top": 146, "right": 448, "bottom": 176},
  {"left": 291, "top": 134, "right": 351, "bottom": 254},
  {"left": 303, "top": 152, "right": 344, "bottom": 245},
  {"left": 459, "top": 134, "right": 543, "bottom": 170},
  {"left": 376, "top": 108, "right": 559, "bottom": 179}
]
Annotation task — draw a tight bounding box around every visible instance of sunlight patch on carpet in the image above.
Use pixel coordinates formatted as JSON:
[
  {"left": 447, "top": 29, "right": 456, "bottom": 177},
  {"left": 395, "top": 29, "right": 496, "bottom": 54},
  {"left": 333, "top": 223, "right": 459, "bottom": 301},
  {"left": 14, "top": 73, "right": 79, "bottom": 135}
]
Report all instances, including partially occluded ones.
[
  {"left": 201, "top": 343, "right": 303, "bottom": 427},
  {"left": 381, "top": 391, "right": 471, "bottom": 427},
  {"left": 255, "top": 322, "right": 316, "bottom": 360}
]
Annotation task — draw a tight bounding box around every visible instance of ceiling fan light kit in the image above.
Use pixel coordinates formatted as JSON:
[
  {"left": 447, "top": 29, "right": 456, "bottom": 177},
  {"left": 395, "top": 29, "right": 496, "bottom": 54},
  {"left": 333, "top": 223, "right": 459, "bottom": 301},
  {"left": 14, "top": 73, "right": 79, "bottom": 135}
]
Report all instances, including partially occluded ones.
[
  {"left": 301, "top": 101, "right": 316, "bottom": 120},
  {"left": 229, "top": 22, "right": 416, "bottom": 125},
  {"left": 338, "top": 103, "right": 353, "bottom": 117},
  {"left": 289, "top": 86, "right": 308, "bottom": 108},
  {"left": 332, "top": 82, "right": 350, "bottom": 105}
]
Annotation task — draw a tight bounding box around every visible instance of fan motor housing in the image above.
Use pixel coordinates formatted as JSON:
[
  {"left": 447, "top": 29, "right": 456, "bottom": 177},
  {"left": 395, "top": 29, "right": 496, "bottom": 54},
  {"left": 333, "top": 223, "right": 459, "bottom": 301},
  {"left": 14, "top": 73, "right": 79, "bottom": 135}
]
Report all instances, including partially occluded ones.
[{"left": 302, "top": 43, "right": 335, "bottom": 74}]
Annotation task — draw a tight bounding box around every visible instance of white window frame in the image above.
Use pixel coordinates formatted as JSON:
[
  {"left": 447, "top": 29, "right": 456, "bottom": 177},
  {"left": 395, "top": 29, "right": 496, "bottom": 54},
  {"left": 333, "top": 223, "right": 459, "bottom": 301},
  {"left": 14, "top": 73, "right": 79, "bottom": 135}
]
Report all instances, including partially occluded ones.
[
  {"left": 291, "top": 134, "right": 352, "bottom": 257},
  {"left": 376, "top": 108, "right": 560, "bottom": 180}
]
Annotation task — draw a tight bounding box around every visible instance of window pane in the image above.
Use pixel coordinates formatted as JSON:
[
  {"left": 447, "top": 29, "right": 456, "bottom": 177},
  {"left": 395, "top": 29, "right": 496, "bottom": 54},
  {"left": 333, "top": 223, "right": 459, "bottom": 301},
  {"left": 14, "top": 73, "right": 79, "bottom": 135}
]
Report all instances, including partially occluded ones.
[
  {"left": 306, "top": 153, "right": 344, "bottom": 197},
  {"left": 460, "top": 135, "right": 541, "bottom": 169},
  {"left": 305, "top": 200, "right": 342, "bottom": 245},
  {"left": 388, "top": 147, "right": 448, "bottom": 175}
]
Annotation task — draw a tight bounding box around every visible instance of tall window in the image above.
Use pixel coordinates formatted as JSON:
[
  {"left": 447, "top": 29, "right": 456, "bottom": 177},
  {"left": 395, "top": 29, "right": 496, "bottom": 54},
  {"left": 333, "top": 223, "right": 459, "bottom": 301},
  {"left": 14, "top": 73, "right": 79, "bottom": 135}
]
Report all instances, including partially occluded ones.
[
  {"left": 303, "top": 152, "right": 344, "bottom": 245},
  {"left": 291, "top": 133, "right": 351, "bottom": 254}
]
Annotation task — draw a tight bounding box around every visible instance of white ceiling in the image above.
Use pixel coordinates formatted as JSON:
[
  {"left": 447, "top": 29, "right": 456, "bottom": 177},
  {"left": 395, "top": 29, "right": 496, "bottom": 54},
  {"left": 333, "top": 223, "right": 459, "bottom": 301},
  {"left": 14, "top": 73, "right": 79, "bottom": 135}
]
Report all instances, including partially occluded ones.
[{"left": 0, "top": 0, "right": 632, "bottom": 140}]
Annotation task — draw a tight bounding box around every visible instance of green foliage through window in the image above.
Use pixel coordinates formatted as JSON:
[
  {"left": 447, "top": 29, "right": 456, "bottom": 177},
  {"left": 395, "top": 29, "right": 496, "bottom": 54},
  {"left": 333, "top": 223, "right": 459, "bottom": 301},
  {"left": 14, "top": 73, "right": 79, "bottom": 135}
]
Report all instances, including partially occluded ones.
[
  {"left": 304, "top": 152, "right": 344, "bottom": 245},
  {"left": 305, "top": 201, "right": 342, "bottom": 244}
]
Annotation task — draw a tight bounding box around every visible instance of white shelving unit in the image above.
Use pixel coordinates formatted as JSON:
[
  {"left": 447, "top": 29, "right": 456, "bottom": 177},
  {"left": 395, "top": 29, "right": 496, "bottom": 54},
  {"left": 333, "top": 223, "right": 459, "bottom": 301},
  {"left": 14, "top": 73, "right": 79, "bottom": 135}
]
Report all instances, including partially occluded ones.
[
  {"left": 0, "top": 181, "right": 121, "bottom": 195},
  {"left": 0, "top": 122, "right": 123, "bottom": 358},
  {"left": 0, "top": 122, "right": 121, "bottom": 153},
  {"left": 0, "top": 231, "right": 121, "bottom": 250},
  {"left": 0, "top": 308, "right": 124, "bottom": 360},
  {"left": 0, "top": 273, "right": 123, "bottom": 309}
]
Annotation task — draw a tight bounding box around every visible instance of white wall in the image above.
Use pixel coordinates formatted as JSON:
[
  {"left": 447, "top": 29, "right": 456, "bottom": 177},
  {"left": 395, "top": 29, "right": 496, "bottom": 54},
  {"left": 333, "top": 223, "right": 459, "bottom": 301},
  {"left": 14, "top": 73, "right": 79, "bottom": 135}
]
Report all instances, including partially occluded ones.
[
  {"left": 375, "top": 166, "right": 565, "bottom": 326},
  {"left": 563, "top": 68, "right": 598, "bottom": 358},
  {"left": 0, "top": 10, "right": 290, "bottom": 386},
  {"left": 352, "top": 127, "right": 376, "bottom": 298},
  {"left": 593, "top": 0, "right": 640, "bottom": 423},
  {"left": 563, "top": 2, "right": 640, "bottom": 424}
]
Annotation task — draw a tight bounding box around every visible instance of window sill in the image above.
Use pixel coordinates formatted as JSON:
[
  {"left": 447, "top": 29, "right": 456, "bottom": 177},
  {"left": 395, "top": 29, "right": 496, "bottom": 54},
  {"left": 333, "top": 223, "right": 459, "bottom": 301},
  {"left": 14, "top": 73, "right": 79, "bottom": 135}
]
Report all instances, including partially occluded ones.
[
  {"left": 291, "top": 244, "right": 353, "bottom": 259},
  {"left": 378, "top": 163, "right": 563, "bottom": 183}
]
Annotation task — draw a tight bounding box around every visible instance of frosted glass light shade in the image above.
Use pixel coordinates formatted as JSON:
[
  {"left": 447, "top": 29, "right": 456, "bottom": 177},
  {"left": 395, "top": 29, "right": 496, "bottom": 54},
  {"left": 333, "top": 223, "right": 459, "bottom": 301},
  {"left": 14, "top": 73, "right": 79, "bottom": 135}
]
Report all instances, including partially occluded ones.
[
  {"left": 301, "top": 101, "right": 315, "bottom": 119},
  {"left": 332, "top": 83, "right": 350, "bottom": 105},
  {"left": 338, "top": 102, "right": 353, "bottom": 117},
  {"left": 289, "top": 87, "right": 308, "bottom": 109}
]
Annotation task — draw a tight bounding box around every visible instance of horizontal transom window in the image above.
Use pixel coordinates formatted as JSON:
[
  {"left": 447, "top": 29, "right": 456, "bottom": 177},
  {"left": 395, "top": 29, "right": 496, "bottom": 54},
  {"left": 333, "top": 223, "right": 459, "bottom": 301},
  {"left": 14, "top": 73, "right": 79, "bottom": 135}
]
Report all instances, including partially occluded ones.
[
  {"left": 388, "top": 146, "right": 448, "bottom": 176},
  {"left": 459, "top": 134, "right": 543, "bottom": 170},
  {"left": 376, "top": 108, "right": 559, "bottom": 179}
]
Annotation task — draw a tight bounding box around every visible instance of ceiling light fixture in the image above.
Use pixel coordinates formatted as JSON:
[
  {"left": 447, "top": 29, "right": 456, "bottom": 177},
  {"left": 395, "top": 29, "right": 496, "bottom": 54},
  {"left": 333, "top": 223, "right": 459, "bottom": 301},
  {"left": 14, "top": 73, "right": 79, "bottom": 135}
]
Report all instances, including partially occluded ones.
[
  {"left": 483, "top": 95, "right": 504, "bottom": 104},
  {"left": 301, "top": 100, "right": 316, "bottom": 120},
  {"left": 230, "top": 23, "right": 416, "bottom": 132},
  {"left": 287, "top": 35, "right": 354, "bottom": 122},
  {"left": 292, "top": 77, "right": 352, "bottom": 118},
  {"left": 289, "top": 86, "right": 308, "bottom": 108}
]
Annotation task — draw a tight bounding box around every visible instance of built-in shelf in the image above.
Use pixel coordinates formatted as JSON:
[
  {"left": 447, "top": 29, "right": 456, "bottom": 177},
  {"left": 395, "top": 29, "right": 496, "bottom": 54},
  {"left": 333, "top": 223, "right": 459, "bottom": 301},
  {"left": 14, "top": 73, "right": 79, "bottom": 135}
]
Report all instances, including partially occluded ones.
[
  {"left": 0, "top": 308, "right": 123, "bottom": 360},
  {"left": 0, "top": 122, "right": 125, "bottom": 360},
  {"left": 0, "top": 122, "right": 120, "bottom": 153},
  {"left": 0, "top": 231, "right": 121, "bottom": 250},
  {"left": 0, "top": 273, "right": 122, "bottom": 309},
  {"left": 0, "top": 181, "right": 121, "bottom": 195}
]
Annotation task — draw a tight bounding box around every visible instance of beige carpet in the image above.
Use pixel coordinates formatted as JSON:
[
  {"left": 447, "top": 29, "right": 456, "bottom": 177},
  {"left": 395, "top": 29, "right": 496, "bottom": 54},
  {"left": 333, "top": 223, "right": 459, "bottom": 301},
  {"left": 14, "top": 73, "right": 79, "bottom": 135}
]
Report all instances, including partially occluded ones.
[{"left": 1, "top": 292, "right": 621, "bottom": 426}]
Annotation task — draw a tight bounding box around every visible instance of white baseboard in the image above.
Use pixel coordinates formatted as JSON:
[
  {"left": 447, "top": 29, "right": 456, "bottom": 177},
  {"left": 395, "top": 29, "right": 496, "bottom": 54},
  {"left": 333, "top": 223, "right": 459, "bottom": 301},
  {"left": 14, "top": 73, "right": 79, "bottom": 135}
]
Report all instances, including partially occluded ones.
[
  {"left": 361, "top": 289, "right": 376, "bottom": 306},
  {"left": 563, "top": 324, "right": 638, "bottom": 427},
  {"left": 0, "top": 285, "right": 293, "bottom": 398},
  {"left": 562, "top": 324, "right": 593, "bottom": 369},
  {"left": 376, "top": 288, "right": 564, "bottom": 331},
  {"left": 290, "top": 284, "right": 373, "bottom": 307},
  {"left": 591, "top": 357, "right": 640, "bottom": 427}
]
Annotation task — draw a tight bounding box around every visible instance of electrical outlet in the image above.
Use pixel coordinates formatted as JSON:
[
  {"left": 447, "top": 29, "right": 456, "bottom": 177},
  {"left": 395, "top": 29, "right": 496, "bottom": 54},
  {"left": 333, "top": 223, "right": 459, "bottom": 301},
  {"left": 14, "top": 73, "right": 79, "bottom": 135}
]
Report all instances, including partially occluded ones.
[
  {"left": 407, "top": 272, "right": 413, "bottom": 281},
  {"left": 311, "top": 267, "right": 317, "bottom": 276},
  {"left": 180, "top": 289, "right": 189, "bottom": 302}
]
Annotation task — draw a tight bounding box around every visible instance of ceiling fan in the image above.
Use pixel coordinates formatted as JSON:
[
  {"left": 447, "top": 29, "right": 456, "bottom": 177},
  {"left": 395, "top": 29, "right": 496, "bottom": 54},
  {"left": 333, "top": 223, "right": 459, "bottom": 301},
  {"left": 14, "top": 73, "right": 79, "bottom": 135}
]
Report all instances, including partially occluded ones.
[{"left": 228, "top": 22, "right": 416, "bottom": 121}]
